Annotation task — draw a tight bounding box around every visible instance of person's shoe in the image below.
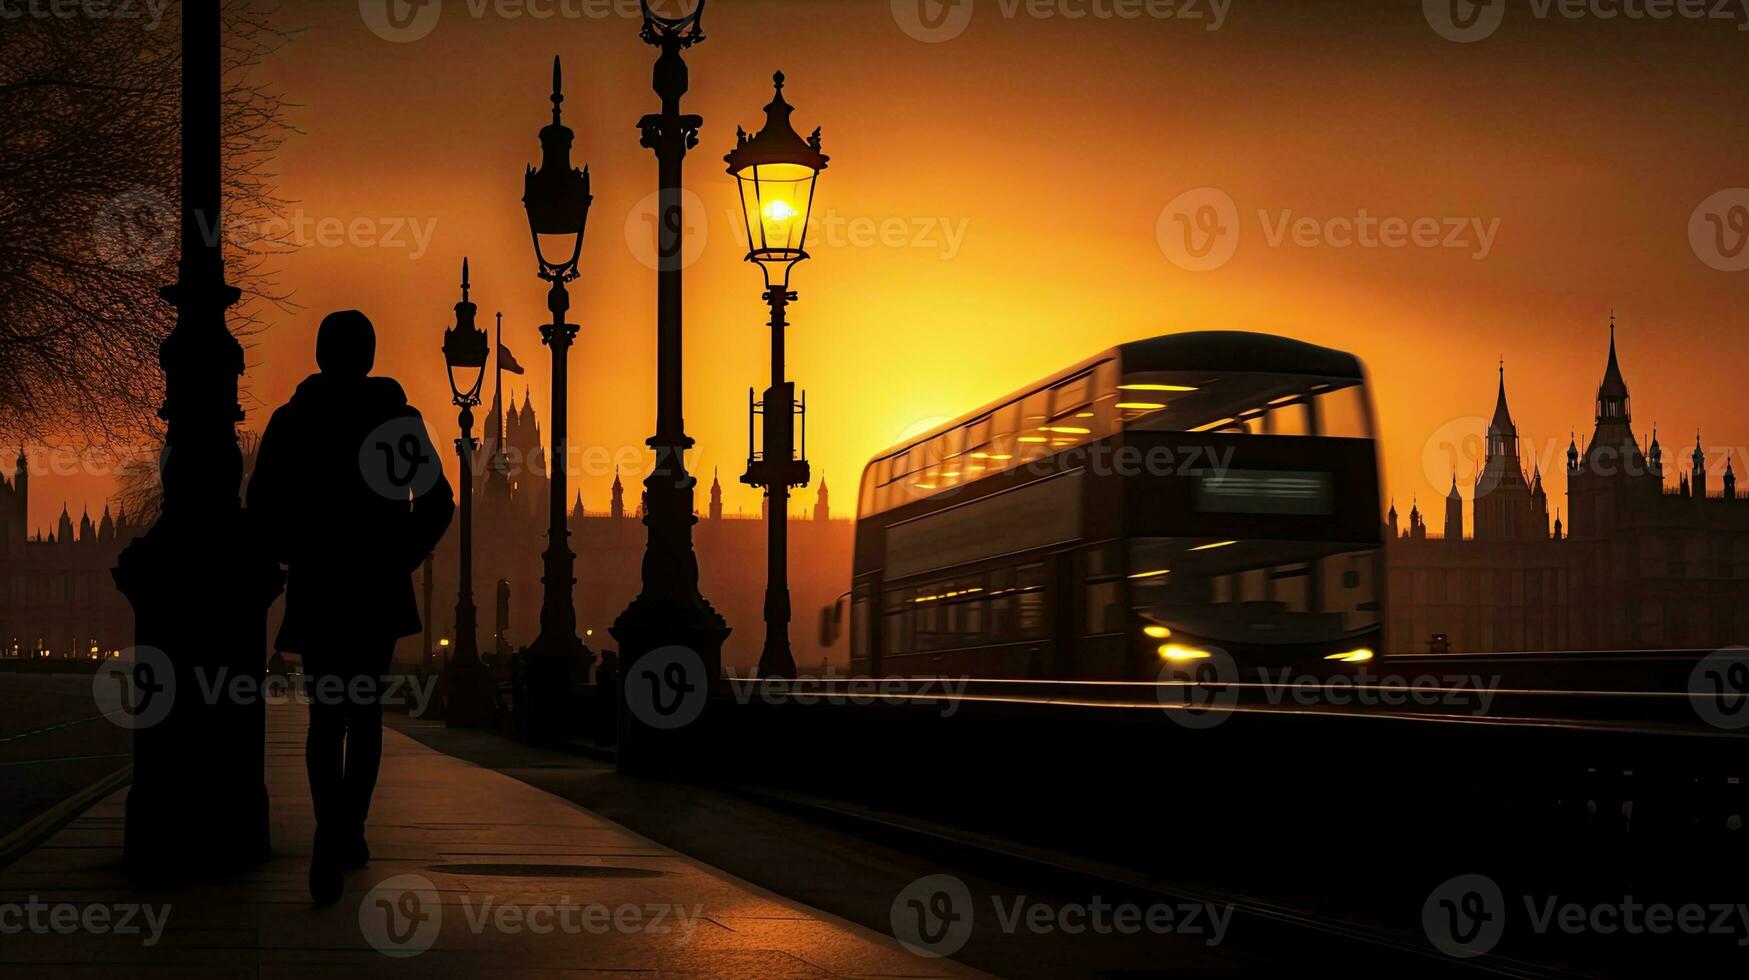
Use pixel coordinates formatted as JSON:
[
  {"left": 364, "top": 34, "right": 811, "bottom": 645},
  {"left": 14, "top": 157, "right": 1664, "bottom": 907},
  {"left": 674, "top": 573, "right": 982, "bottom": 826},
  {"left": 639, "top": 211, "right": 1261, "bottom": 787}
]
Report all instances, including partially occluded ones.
[
  {"left": 309, "top": 841, "right": 343, "bottom": 905},
  {"left": 340, "top": 832, "right": 370, "bottom": 870}
]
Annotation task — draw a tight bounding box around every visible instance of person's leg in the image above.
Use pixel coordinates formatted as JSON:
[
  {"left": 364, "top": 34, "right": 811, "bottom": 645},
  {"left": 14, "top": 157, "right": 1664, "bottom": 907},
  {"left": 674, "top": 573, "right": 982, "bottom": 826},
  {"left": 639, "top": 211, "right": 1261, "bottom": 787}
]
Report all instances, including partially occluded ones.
[
  {"left": 302, "top": 655, "right": 348, "bottom": 902},
  {"left": 338, "top": 641, "right": 396, "bottom": 863},
  {"left": 303, "top": 661, "right": 349, "bottom": 834}
]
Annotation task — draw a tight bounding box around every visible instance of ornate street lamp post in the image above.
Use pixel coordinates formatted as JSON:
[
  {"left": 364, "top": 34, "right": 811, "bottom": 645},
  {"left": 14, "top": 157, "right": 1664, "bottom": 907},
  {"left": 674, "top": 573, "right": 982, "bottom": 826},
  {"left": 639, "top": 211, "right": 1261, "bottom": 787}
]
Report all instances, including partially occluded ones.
[
  {"left": 611, "top": 0, "right": 730, "bottom": 763},
  {"left": 112, "top": 0, "right": 282, "bottom": 877},
  {"left": 728, "top": 72, "right": 828, "bottom": 679},
  {"left": 441, "top": 258, "right": 496, "bottom": 728},
  {"left": 518, "top": 57, "right": 593, "bottom": 739}
]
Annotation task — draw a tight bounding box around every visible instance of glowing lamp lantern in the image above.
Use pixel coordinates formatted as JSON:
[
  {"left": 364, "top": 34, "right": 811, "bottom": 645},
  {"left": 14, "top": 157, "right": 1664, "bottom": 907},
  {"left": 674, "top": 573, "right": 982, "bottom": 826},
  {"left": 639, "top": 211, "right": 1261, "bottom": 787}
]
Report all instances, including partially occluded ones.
[
  {"left": 725, "top": 72, "right": 828, "bottom": 290},
  {"left": 522, "top": 56, "right": 593, "bottom": 283}
]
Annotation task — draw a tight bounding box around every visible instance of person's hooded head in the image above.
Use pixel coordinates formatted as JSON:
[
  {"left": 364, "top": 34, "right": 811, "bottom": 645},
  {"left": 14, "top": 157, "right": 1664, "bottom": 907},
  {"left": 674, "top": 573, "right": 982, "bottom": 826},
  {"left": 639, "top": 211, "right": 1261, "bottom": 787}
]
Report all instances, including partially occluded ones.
[{"left": 315, "top": 310, "right": 376, "bottom": 379}]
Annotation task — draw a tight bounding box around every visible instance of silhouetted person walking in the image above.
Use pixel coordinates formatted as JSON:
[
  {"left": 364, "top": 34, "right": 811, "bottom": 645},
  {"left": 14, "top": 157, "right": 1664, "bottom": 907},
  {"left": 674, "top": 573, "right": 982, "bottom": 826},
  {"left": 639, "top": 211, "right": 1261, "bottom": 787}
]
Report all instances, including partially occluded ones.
[{"left": 248, "top": 311, "right": 454, "bottom": 904}]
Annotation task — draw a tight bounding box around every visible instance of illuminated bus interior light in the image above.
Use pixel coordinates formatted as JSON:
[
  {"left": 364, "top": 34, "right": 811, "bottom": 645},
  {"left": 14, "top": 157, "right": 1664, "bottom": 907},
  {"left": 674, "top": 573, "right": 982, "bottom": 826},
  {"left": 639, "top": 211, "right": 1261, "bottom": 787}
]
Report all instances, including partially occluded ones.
[
  {"left": 1325, "top": 648, "right": 1374, "bottom": 663},
  {"left": 1115, "top": 402, "right": 1166, "bottom": 410},
  {"left": 1119, "top": 384, "right": 1199, "bottom": 392},
  {"left": 1189, "top": 417, "right": 1236, "bottom": 433},
  {"left": 1143, "top": 625, "right": 1173, "bottom": 639},
  {"left": 1042, "top": 426, "right": 1091, "bottom": 435},
  {"left": 1129, "top": 568, "right": 1171, "bottom": 580},
  {"left": 1018, "top": 436, "right": 1048, "bottom": 443},
  {"left": 1189, "top": 540, "right": 1237, "bottom": 552},
  {"left": 1158, "top": 644, "right": 1211, "bottom": 662}
]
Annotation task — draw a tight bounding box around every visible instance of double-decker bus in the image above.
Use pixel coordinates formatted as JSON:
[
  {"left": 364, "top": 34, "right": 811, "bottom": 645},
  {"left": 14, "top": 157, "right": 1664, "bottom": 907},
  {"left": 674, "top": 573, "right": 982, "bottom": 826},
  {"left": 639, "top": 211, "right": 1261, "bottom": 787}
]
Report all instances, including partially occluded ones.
[{"left": 838, "top": 331, "right": 1385, "bottom": 679}]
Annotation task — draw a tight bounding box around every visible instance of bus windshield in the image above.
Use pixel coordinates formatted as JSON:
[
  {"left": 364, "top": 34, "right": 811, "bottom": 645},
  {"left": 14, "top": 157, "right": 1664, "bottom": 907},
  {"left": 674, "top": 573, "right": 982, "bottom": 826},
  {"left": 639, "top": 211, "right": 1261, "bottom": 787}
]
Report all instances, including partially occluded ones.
[{"left": 1118, "top": 372, "right": 1371, "bottom": 439}]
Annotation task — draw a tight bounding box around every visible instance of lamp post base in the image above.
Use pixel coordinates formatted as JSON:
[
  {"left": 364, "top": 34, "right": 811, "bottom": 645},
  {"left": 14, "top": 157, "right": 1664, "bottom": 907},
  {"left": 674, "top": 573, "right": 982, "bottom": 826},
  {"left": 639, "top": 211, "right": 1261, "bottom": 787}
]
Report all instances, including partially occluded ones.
[
  {"left": 112, "top": 511, "right": 283, "bottom": 880},
  {"left": 757, "top": 639, "right": 796, "bottom": 680},
  {"left": 517, "top": 633, "right": 587, "bottom": 741},
  {"left": 610, "top": 599, "right": 728, "bottom": 777},
  {"left": 443, "top": 657, "right": 496, "bottom": 729}
]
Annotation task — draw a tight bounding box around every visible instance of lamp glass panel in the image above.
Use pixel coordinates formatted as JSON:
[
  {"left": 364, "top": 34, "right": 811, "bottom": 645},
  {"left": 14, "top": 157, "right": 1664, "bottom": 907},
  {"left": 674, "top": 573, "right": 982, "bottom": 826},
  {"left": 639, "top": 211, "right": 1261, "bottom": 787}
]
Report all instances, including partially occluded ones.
[{"left": 737, "top": 162, "right": 818, "bottom": 257}]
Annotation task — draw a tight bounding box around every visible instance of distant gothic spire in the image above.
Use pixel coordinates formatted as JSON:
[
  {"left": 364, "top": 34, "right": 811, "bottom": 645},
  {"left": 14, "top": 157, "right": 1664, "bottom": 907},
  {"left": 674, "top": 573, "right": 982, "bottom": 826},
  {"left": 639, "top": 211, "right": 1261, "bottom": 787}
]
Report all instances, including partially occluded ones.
[
  {"left": 1596, "top": 316, "right": 1630, "bottom": 423},
  {"left": 1491, "top": 360, "right": 1517, "bottom": 436}
]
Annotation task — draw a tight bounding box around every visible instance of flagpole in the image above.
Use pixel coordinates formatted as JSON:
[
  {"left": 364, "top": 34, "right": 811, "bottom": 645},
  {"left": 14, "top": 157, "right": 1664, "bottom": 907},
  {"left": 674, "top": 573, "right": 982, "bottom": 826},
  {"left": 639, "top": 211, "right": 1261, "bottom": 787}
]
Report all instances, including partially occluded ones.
[{"left": 495, "top": 312, "right": 505, "bottom": 446}]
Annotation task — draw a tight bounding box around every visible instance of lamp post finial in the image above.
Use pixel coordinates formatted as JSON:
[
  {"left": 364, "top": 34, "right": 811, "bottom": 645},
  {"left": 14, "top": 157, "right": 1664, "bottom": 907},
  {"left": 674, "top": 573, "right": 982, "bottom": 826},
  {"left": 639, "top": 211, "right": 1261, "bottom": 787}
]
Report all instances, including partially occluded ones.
[{"left": 551, "top": 56, "right": 564, "bottom": 125}]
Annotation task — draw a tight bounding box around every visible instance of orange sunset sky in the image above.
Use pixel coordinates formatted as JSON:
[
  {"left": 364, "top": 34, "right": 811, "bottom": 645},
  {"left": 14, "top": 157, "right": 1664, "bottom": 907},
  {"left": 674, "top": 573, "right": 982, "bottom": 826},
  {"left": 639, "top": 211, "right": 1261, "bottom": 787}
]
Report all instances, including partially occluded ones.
[{"left": 32, "top": 0, "right": 1749, "bottom": 536}]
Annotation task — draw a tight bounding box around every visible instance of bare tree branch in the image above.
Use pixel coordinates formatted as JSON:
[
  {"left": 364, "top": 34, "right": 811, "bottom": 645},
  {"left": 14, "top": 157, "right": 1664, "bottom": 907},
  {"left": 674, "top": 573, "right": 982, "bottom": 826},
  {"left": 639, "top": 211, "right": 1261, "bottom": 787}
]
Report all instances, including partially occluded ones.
[{"left": 0, "top": 0, "right": 300, "bottom": 463}]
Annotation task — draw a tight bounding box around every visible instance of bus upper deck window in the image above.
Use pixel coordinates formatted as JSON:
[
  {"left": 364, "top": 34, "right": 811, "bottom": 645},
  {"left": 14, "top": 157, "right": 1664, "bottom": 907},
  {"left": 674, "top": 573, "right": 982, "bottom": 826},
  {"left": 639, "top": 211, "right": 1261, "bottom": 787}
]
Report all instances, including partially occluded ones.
[
  {"left": 966, "top": 415, "right": 992, "bottom": 452},
  {"left": 1051, "top": 374, "right": 1092, "bottom": 417},
  {"left": 1315, "top": 384, "right": 1372, "bottom": 439},
  {"left": 1263, "top": 400, "right": 1310, "bottom": 436}
]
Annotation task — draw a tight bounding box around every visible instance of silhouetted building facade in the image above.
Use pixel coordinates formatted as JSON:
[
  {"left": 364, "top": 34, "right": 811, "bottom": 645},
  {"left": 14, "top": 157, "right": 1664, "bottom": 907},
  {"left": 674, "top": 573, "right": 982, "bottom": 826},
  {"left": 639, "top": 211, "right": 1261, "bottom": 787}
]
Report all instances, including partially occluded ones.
[
  {"left": 1387, "top": 326, "right": 1749, "bottom": 652},
  {"left": 0, "top": 450, "right": 139, "bottom": 658}
]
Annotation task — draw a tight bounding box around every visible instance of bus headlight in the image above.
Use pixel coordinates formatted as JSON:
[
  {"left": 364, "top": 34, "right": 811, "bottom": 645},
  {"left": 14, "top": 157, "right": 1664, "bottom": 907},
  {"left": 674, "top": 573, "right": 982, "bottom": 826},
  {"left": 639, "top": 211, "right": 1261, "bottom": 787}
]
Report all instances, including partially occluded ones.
[
  {"left": 1158, "top": 644, "right": 1211, "bottom": 662},
  {"left": 1325, "top": 648, "right": 1374, "bottom": 664}
]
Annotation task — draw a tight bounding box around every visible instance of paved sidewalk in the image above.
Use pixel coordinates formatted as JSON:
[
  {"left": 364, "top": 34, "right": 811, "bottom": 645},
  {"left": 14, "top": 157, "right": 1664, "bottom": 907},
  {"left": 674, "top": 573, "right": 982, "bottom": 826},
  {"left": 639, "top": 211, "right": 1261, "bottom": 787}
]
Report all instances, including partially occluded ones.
[{"left": 0, "top": 703, "right": 983, "bottom": 978}]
